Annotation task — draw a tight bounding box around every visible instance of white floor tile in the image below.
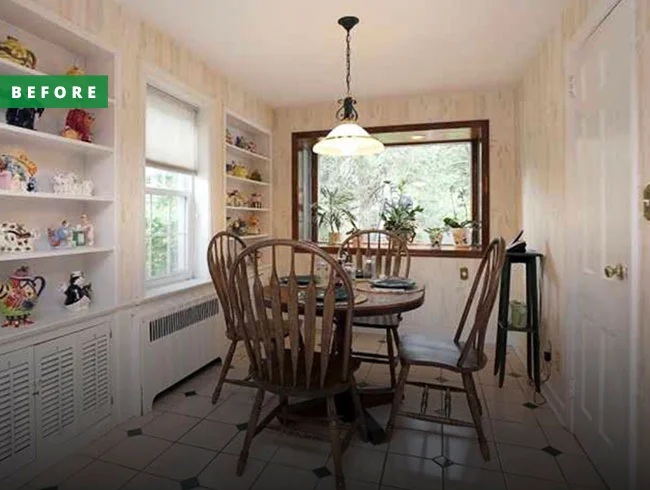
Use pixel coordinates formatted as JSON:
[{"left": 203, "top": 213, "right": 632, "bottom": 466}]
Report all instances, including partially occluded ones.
[
  {"left": 164, "top": 394, "right": 217, "bottom": 418},
  {"left": 142, "top": 411, "right": 200, "bottom": 441},
  {"left": 223, "top": 429, "right": 284, "bottom": 462},
  {"left": 505, "top": 474, "right": 570, "bottom": 490},
  {"left": 497, "top": 443, "right": 564, "bottom": 482},
  {"left": 250, "top": 463, "right": 319, "bottom": 490},
  {"left": 78, "top": 428, "right": 127, "bottom": 458},
  {"left": 145, "top": 442, "right": 216, "bottom": 480},
  {"left": 441, "top": 437, "right": 500, "bottom": 472},
  {"left": 381, "top": 453, "right": 443, "bottom": 490},
  {"left": 271, "top": 435, "right": 331, "bottom": 470},
  {"left": 199, "top": 452, "right": 266, "bottom": 490},
  {"left": 315, "top": 477, "right": 379, "bottom": 490},
  {"left": 541, "top": 427, "right": 585, "bottom": 455},
  {"left": 118, "top": 411, "right": 161, "bottom": 431},
  {"left": 30, "top": 454, "right": 94, "bottom": 488},
  {"left": 58, "top": 460, "right": 136, "bottom": 490},
  {"left": 556, "top": 454, "right": 607, "bottom": 488},
  {"left": 491, "top": 420, "right": 546, "bottom": 448},
  {"left": 180, "top": 419, "right": 240, "bottom": 451},
  {"left": 121, "top": 472, "right": 180, "bottom": 490},
  {"left": 387, "top": 428, "right": 442, "bottom": 459},
  {"left": 326, "top": 446, "right": 386, "bottom": 483},
  {"left": 444, "top": 465, "right": 506, "bottom": 489},
  {"left": 101, "top": 434, "right": 171, "bottom": 470}
]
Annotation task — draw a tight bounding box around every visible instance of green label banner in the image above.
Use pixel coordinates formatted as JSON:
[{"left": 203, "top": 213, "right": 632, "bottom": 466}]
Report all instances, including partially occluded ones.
[{"left": 0, "top": 75, "right": 109, "bottom": 108}]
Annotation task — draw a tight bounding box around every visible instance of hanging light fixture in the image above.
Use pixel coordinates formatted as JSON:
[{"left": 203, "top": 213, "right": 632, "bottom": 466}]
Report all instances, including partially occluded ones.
[{"left": 313, "top": 16, "right": 385, "bottom": 156}]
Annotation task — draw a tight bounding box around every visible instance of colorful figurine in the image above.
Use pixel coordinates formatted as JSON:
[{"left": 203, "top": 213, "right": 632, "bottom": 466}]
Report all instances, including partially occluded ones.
[
  {"left": 60, "top": 271, "right": 92, "bottom": 312},
  {"left": 246, "top": 140, "right": 258, "bottom": 154},
  {"left": 249, "top": 169, "right": 262, "bottom": 182},
  {"left": 248, "top": 215, "right": 261, "bottom": 235},
  {"left": 232, "top": 163, "right": 248, "bottom": 178},
  {"left": 80, "top": 213, "right": 94, "bottom": 246},
  {"left": 0, "top": 265, "right": 46, "bottom": 328},
  {"left": 235, "top": 135, "right": 245, "bottom": 148},
  {"left": 48, "top": 220, "right": 73, "bottom": 248},
  {"left": 0, "top": 223, "right": 39, "bottom": 253},
  {"left": 226, "top": 160, "right": 236, "bottom": 175},
  {"left": 225, "top": 128, "right": 234, "bottom": 145},
  {"left": 0, "top": 150, "right": 38, "bottom": 192},
  {"left": 249, "top": 193, "right": 263, "bottom": 208},
  {"left": 0, "top": 36, "right": 37, "bottom": 68},
  {"left": 65, "top": 65, "right": 85, "bottom": 75},
  {"left": 227, "top": 217, "right": 248, "bottom": 236},
  {"left": 6, "top": 108, "right": 44, "bottom": 130},
  {"left": 60, "top": 109, "right": 95, "bottom": 143},
  {"left": 226, "top": 190, "right": 245, "bottom": 208},
  {"left": 51, "top": 172, "right": 93, "bottom": 196}
]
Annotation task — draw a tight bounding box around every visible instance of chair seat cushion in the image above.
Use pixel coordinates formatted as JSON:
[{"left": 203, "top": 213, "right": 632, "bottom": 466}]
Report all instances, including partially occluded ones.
[
  {"left": 399, "top": 334, "right": 487, "bottom": 372},
  {"left": 353, "top": 314, "right": 401, "bottom": 328},
  {"left": 258, "top": 350, "right": 361, "bottom": 394}
]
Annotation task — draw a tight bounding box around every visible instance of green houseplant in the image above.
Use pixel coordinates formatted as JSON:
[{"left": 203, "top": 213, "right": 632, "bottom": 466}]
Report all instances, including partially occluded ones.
[
  {"left": 380, "top": 180, "right": 424, "bottom": 242},
  {"left": 443, "top": 186, "right": 479, "bottom": 246},
  {"left": 313, "top": 186, "right": 357, "bottom": 244}
]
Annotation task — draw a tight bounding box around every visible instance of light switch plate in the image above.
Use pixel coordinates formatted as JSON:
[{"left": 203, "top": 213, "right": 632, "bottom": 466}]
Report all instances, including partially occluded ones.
[{"left": 644, "top": 184, "right": 650, "bottom": 221}]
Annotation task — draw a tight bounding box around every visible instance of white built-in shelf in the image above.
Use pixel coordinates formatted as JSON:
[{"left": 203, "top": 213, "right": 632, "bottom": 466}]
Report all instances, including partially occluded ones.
[
  {"left": 0, "top": 122, "right": 114, "bottom": 157},
  {"left": 239, "top": 234, "right": 270, "bottom": 241},
  {"left": 226, "top": 143, "right": 269, "bottom": 162},
  {"left": 226, "top": 175, "right": 270, "bottom": 187},
  {"left": 0, "top": 189, "right": 113, "bottom": 202},
  {"left": 226, "top": 206, "right": 269, "bottom": 212},
  {"left": 0, "top": 246, "right": 113, "bottom": 262}
]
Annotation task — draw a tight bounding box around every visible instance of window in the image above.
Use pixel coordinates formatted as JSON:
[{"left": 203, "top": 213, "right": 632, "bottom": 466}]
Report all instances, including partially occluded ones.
[
  {"left": 292, "top": 120, "right": 489, "bottom": 257},
  {"left": 145, "top": 85, "right": 198, "bottom": 286}
]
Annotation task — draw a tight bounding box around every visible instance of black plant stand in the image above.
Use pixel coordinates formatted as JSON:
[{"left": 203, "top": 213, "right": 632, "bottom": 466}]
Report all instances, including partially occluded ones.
[{"left": 494, "top": 251, "right": 543, "bottom": 392}]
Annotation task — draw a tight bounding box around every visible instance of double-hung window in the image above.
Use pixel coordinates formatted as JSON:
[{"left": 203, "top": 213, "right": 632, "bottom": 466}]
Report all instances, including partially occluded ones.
[{"left": 145, "top": 85, "right": 198, "bottom": 286}]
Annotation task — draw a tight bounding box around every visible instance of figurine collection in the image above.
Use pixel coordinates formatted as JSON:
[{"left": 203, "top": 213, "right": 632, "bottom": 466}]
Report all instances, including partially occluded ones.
[
  {"left": 59, "top": 271, "right": 92, "bottom": 312},
  {"left": 0, "top": 150, "right": 38, "bottom": 192},
  {"left": 226, "top": 215, "right": 262, "bottom": 237},
  {"left": 226, "top": 128, "right": 259, "bottom": 154},
  {"left": 225, "top": 160, "right": 265, "bottom": 182},
  {"left": 47, "top": 214, "right": 95, "bottom": 249},
  {"left": 226, "top": 190, "right": 264, "bottom": 209}
]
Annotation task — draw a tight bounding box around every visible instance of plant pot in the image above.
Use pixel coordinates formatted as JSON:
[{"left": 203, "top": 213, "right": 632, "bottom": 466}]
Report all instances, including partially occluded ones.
[
  {"left": 328, "top": 232, "right": 341, "bottom": 245},
  {"left": 451, "top": 228, "right": 467, "bottom": 246},
  {"left": 427, "top": 229, "right": 444, "bottom": 248}
]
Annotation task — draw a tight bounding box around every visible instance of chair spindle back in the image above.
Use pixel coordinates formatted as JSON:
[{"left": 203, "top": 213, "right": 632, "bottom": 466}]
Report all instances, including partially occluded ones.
[{"left": 338, "top": 229, "right": 411, "bottom": 278}]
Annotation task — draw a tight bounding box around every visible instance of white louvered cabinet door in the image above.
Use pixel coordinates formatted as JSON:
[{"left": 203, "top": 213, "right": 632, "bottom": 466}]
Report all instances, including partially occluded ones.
[
  {"left": 0, "top": 348, "right": 36, "bottom": 479},
  {"left": 34, "top": 337, "right": 78, "bottom": 452},
  {"left": 76, "top": 323, "right": 111, "bottom": 431}
]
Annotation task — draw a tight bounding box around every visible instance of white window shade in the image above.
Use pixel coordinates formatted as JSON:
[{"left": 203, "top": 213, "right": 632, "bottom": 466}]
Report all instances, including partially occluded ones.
[{"left": 146, "top": 86, "right": 198, "bottom": 173}]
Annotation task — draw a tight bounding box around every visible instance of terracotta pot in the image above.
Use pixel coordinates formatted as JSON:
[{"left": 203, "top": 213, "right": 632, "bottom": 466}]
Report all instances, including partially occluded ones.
[{"left": 328, "top": 232, "right": 341, "bottom": 245}]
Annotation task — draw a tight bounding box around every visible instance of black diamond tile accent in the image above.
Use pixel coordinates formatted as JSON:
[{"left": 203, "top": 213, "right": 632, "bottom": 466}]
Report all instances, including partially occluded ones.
[
  {"left": 542, "top": 446, "right": 563, "bottom": 457},
  {"left": 432, "top": 455, "right": 454, "bottom": 468},
  {"left": 435, "top": 376, "right": 449, "bottom": 384},
  {"left": 184, "top": 390, "right": 197, "bottom": 397},
  {"left": 312, "top": 466, "right": 332, "bottom": 478},
  {"left": 127, "top": 428, "right": 142, "bottom": 437},
  {"left": 509, "top": 372, "right": 523, "bottom": 378},
  {"left": 236, "top": 422, "right": 248, "bottom": 431},
  {"left": 523, "top": 402, "right": 538, "bottom": 410},
  {"left": 180, "top": 477, "right": 200, "bottom": 490}
]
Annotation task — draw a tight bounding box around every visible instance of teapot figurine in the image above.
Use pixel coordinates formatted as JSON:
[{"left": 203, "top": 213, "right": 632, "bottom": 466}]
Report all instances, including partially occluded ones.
[
  {"left": 0, "top": 265, "right": 46, "bottom": 327},
  {"left": 0, "top": 36, "right": 37, "bottom": 69}
]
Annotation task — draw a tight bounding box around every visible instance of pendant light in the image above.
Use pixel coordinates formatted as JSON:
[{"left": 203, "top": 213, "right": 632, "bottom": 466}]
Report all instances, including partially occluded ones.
[{"left": 313, "top": 16, "right": 385, "bottom": 157}]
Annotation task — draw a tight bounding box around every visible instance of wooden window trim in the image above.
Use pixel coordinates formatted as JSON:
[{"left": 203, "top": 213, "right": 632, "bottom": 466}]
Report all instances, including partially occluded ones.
[{"left": 291, "top": 119, "right": 490, "bottom": 259}]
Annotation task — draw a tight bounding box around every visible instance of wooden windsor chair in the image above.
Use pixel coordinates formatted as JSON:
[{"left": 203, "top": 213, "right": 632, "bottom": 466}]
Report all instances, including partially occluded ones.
[
  {"left": 384, "top": 238, "right": 506, "bottom": 461},
  {"left": 230, "top": 239, "right": 366, "bottom": 490},
  {"left": 338, "top": 229, "right": 411, "bottom": 388}
]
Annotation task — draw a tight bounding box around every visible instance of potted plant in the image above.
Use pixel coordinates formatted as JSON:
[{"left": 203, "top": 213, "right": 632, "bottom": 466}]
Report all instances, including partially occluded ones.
[
  {"left": 443, "top": 217, "right": 475, "bottom": 246},
  {"left": 380, "top": 180, "right": 424, "bottom": 242},
  {"left": 425, "top": 227, "right": 445, "bottom": 248},
  {"left": 313, "top": 186, "right": 357, "bottom": 245}
]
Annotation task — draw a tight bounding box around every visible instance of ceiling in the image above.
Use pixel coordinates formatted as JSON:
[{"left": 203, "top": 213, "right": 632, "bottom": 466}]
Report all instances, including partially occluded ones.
[{"left": 117, "top": 0, "right": 566, "bottom": 107}]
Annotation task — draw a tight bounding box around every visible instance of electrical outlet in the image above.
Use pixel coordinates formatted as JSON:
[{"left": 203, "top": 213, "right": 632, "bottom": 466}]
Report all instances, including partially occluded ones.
[
  {"left": 544, "top": 351, "right": 552, "bottom": 363},
  {"left": 460, "top": 266, "right": 469, "bottom": 281}
]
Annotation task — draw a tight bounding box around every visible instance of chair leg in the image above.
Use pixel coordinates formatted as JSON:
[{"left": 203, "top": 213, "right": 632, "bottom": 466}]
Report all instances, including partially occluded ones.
[
  {"left": 327, "top": 396, "right": 346, "bottom": 490},
  {"left": 497, "top": 329, "right": 508, "bottom": 388},
  {"left": 493, "top": 327, "right": 504, "bottom": 376},
  {"left": 385, "top": 362, "right": 410, "bottom": 441},
  {"left": 236, "top": 387, "right": 265, "bottom": 476},
  {"left": 212, "top": 339, "right": 237, "bottom": 405},
  {"left": 386, "top": 328, "right": 397, "bottom": 388},
  {"left": 462, "top": 373, "right": 490, "bottom": 461},
  {"left": 350, "top": 379, "right": 368, "bottom": 442},
  {"left": 467, "top": 372, "right": 483, "bottom": 417}
]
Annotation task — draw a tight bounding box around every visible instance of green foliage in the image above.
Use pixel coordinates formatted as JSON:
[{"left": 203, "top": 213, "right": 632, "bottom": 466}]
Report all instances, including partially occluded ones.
[
  {"left": 380, "top": 180, "right": 423, "bottom": 242},
  {"left": 312, "top": 186, "right": 357, "bottom": 234}
]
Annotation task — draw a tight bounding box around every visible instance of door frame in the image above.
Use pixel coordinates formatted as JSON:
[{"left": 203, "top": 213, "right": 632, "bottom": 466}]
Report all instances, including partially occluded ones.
[{"left": 564, "top": 0, "right": 640, "bottom": 488}]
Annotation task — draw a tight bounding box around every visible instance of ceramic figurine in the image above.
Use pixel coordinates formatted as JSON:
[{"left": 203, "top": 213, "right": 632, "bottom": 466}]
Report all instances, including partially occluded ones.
[
  {"left": 249, "top": 193, "right": 263, "bottom": 208},
  {"left": 226, "top": 190, "right": 245, "bottom": 208},
  {"left": 248, "top": 215, "right": 260, "bottom": 235},
  {"left": 0, "top": 223, "right": 39, "bottom": 253},
  {"left": 0, "top": 170, "right": 11, "bottom": 190},
  {"left": 60, "top": 109, "right": 95, "bottom": 143},
  {"left": 60, "top": 271, "right": 92, "bottom": 312},
  {"left": 228, "top": 217, "right": 248, "bottom": 236},
  {"left": 225, "top": 129, "right": 234, "bottom": 145},
  {"left": 249, "top": 169, "right": 262, "bottom": 182},
  {"left": 65, "top": 64, "right": 85, "bottom": 75},
  {"left": 48, "top": 220, "right": 73, "bottom": 248},
  {"left": 80, "top": 213, "right": 94, "bottom": 246},
  {"left": 232, "top": 163, "right": 248, "bottom": 178},
  {"left": 0, "top": 36, "right": 37, "bottom": 68},
  {"left": 6, "top": 108, "right": 44, "bottom": 130},
  {"left": 0, "top": 265, "right": 45, "bottom": 328},
  {"left": 72, "top": 227, "right": 86, "bottom": 247},
  {"left": 246, "top": 140, "right": 257, "bottom": 154},
  {"left": 226, "top": 160, "right": 235, "bottom": 175},
  {"left": 51, "top": 172, "right": 93, "bottom": 196},
  {"left": 0, "top": 150, "right": 38, "bottom": 192},
  {"left": 235, "top": 135, "right": 246, "bottom": 149}
]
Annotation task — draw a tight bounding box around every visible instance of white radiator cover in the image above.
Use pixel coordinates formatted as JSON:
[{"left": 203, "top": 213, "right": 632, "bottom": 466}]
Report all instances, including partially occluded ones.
[{"left": 137, "top": 294, "right": 222, "bottom": 411}]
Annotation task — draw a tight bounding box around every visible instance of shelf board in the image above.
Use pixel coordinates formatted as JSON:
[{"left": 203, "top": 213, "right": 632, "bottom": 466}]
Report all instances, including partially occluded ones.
[
  {"left": 226, "top": 206, "right": 269, "bottom": 212},
  {"left": 239, "top": 234, "right": 270, "bottom": 241},
  {"left": 0, "top": 246, "right": 114, "bottom": 262},
  {"left": 0, "top": 189, "right": 113, "bottom": 202},
  {"left": 226, "top": 175, "right": 270, "bottom": 187},
  {"left": 0, "top": 123, "right": 114, "bottom": 157},
  {"left": 226, "top": 143, "right": 269, "bottom": 162}
]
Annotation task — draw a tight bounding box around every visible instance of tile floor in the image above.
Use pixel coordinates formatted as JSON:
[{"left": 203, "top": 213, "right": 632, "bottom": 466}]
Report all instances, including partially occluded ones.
[{"left": 20, "top": 333, "right": 609, "bottom": 490}]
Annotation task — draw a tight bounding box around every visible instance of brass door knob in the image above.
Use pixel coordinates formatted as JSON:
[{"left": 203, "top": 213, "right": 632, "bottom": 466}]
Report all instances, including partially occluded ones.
[{"left": 604, "top": 264, "right": 627, "bottom": 280}]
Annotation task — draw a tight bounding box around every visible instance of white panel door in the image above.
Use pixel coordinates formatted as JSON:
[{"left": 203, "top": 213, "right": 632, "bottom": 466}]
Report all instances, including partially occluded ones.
[
  {"left": 572, "top": 0, "right": 636, "bottom": 488},
  {"left": 0, "top": 347, "right": 35, "bottom": 479},
  {"left": 77, "top": 323, "right": 111, "bottom": 431}
]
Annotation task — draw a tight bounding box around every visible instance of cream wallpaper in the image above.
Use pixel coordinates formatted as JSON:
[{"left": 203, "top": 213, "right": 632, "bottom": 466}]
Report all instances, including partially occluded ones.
[
  {"left": 517, "top": 0, "right": 650, "bottom": 484},
  {"left": 273, "top": 91, "right": 519, "bottom": 339},
  {"left": 31, "top": 0, "right": 273, "bottom": 303}
]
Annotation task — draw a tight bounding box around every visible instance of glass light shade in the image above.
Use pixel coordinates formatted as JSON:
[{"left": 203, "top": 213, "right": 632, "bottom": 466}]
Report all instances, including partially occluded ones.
[{"left": 313, "top": 122, "right": 385, "bottom": 156}]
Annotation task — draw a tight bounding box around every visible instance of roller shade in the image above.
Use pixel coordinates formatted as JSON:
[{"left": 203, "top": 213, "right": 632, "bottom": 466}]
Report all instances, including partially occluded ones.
[{"left": 146, "top": 85, "right": 198, "bottom": 173}]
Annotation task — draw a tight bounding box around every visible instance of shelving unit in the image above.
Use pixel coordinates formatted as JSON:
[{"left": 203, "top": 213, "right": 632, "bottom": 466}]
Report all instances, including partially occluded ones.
[
  {"left": 224, "top": 111, "right": 272, "bottom": 268},
  {"left": 0, "top": 0, "right": 118, "bottom": 331}
]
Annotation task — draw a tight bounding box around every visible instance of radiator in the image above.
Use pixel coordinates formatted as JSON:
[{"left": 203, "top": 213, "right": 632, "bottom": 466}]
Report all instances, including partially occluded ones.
[{"left": 138, "top": 294, "right": 222, "bottom": 411}]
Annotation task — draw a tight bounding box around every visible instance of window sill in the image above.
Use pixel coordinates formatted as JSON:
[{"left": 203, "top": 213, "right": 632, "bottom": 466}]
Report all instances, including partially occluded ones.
[
  {"left": 316, "top": 243, "right": 485, "bottom": 258},
  {"left": 143, "top": 277, "right": 213, "bottom": 304}
]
